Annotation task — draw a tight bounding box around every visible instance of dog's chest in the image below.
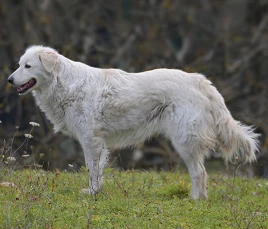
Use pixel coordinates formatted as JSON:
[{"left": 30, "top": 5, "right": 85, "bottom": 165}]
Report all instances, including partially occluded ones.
[{"left": 33, "top": 92, "right": 69, "bottom": 133}]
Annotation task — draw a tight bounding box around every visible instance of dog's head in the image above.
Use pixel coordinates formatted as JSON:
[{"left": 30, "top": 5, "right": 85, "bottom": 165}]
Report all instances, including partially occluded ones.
[{"left": 7, "top": 46, "right": 59, "bottom": 95}]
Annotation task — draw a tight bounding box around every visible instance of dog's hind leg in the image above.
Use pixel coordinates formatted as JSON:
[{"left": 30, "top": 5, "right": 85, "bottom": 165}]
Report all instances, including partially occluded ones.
[
  {"left": 186, "top": 159, "right": 208, "bottom": 199},
  {"left": 171, "top": 143, "right": 208, "bottom": 199},
  {"left": 183, "top": 156, "right": 208, "bottom": 199}
]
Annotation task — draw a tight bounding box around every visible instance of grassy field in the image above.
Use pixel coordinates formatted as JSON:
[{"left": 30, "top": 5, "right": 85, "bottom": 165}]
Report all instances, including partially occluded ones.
[{"left": 0, "top": 167, "right": 267, "bottom": 229}]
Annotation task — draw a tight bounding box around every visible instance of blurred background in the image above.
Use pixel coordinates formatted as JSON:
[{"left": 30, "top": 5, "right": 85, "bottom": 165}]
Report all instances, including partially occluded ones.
[{"left": 0, "top": 0, "right": 267, "bottom": 176}]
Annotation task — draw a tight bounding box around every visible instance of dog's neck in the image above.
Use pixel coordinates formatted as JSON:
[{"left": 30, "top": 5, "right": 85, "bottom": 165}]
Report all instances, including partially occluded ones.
[
  {"left": 32, "top": 59, "right": 102, "bottom": 134},
  {"left": 32, "top": 85, "right": 68, "bottom": 133}
]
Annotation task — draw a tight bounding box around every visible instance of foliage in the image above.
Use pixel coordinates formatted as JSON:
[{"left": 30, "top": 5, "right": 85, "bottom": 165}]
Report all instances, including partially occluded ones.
[{"left": 0, "top": 168, "right": 267, "bottom": 228}]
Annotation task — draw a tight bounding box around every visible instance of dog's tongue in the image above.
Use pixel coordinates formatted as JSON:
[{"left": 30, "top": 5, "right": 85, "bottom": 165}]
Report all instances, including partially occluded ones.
[{"left": 17, "top": 79, "right": 36, "bottom": 93}]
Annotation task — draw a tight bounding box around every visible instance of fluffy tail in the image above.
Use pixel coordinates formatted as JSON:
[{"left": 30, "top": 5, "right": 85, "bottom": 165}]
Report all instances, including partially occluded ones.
[
  {"left": 216, "top": 111, "right": 259, "bottom": 163},
  {"left": 202, "top": 80, "right": 260, "bottom": 163}
]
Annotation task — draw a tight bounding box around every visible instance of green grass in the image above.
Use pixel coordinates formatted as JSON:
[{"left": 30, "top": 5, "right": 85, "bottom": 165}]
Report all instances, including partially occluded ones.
[{"left": 0, "top": 168, "right": 267, "bottom": 228}]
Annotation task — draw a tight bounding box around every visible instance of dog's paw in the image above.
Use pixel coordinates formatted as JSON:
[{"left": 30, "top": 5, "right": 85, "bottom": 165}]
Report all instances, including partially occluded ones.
[
  {"left": 81, "top": 188, "right": 99, "bottom": 195},
  {"left": 81, "top": 188, "right": 91, "bottom": 194}
]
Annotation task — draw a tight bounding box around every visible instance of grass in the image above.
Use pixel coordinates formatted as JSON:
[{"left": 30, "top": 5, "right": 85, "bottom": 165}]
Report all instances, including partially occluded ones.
[{"left": 0, "top": 167, "right": 267, "bottom": 229}]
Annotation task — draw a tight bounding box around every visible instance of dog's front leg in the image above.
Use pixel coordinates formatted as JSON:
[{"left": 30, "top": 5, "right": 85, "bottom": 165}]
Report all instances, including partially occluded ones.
[{"left": 80, "top": 136, "right": 109, "bottom": 195}]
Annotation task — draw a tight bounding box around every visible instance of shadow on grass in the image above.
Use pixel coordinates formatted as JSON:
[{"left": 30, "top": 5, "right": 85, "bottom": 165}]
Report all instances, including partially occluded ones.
[{"left": 158, "top": 184, "right": 190, "bottom": 200}]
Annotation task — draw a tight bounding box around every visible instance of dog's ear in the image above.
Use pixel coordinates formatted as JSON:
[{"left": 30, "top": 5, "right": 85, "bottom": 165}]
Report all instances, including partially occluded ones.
[{"left": 38, "top": 51, "right": 58, "bottom": 73}]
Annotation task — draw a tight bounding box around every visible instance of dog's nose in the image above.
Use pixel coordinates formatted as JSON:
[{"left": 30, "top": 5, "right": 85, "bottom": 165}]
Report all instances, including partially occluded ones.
[{"left": 8, "top": 76, "right": 14, "bottom": 84}]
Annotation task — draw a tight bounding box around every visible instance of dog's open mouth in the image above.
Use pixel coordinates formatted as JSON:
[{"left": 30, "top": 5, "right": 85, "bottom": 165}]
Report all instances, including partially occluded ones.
[{"left": 17, "top": 78, "right": 37, "bottom": 94}]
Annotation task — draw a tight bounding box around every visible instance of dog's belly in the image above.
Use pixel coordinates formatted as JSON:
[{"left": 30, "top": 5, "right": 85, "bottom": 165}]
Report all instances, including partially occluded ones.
[
  {"left": 105, "top": 132, "right": 142, "bottom": 148},
  {"left": 104, "top": 125, "right": 159, "bottom": 149},
  {"left": 101, "top": 101, "right": 170, "bottom": 149}
]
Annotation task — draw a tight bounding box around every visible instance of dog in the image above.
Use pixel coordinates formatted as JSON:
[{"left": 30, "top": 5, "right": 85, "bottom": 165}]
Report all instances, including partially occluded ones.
[{"left": 8, "top": 46, "right": 259, "bottom": 199}]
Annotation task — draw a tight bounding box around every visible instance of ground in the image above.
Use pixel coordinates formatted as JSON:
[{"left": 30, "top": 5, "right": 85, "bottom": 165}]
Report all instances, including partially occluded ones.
[{"left": 0, "top": 167, "right": 267, "bottom": 228}]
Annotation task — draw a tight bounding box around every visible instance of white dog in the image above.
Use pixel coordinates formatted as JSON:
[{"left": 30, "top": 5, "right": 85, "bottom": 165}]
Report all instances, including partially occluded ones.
[{"left": 8, "top": 46, "right": 259, "bottom": 199}]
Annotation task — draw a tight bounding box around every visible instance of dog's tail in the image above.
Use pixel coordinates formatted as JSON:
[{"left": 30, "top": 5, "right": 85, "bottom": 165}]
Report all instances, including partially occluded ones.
[
  {"left": 208, "top": 84, "right": 259, "bottom": 163},
  {"left": 217, "top": 115, "right": 259, "bottom": 163}
]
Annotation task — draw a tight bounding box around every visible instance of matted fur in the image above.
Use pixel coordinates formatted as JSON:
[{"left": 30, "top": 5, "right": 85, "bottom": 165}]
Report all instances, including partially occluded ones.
[{"left": 8, "top": 46, "right": 259, "bottom": 199}]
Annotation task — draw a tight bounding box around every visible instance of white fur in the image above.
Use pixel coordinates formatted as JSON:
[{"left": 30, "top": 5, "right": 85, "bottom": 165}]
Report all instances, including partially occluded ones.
[{"left": 8, "top": 46, "right": 259, "bottom": 199}]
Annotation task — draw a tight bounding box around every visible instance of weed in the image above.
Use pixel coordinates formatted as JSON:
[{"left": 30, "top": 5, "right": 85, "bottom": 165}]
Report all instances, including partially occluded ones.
[{"left": 0, "top": 121, "right": 43, "bottom": 171}]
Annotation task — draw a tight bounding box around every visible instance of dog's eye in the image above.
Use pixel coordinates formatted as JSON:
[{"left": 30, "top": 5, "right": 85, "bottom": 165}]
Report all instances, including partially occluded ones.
[{"left": 25, "top": 64, "right": 31, "bottom": 69}]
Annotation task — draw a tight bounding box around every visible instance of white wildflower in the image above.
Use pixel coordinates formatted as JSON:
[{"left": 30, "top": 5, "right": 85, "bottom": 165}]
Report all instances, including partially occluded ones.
[
  {"left": 39, "top": 153, "right": 44, "bottom": 158},
  {"left": 22, "top": 154, "right": 30, "bottom": 158},
  {"left": 6, "top": 156, "right": 16, "bottom": 163},
  {"left": 0, "top": 182, "right": 17, "bottom": 188},
  {"left": 68, "top": 164, "right": 74, "bottom": 168},
  {"left": 253, "top": 212, "right": 263, "bottom": 216},
  {"left": 29, "top": 122, "right": 40, "bottom": 127},
  {"left": 24, "top": 134, "right": 33, "bottom": 138}
]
